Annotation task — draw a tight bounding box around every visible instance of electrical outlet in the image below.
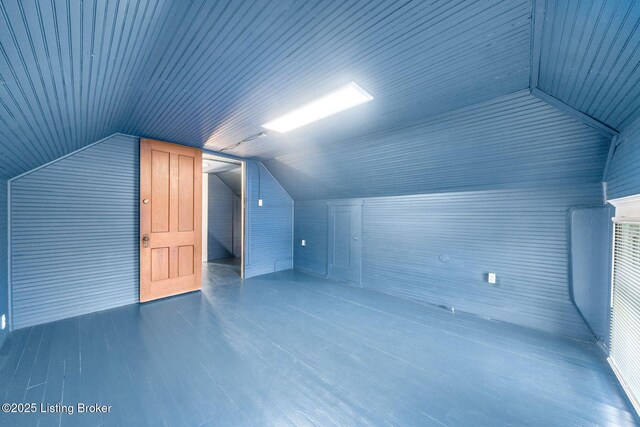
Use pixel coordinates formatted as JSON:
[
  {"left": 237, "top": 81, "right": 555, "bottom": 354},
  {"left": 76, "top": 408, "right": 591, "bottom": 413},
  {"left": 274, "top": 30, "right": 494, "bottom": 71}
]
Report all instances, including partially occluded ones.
[
  {"left": 258, "top": 199, "right": 263, "bottom": 207},
  {"left": 1, "top": 314, "right": 5, "bottom": 330},
  {"left": 301, "top": 240, "right": 306, "bottom": 247},
  {"left": 487, "top": 272, "right": 496, "bottom": 284}
]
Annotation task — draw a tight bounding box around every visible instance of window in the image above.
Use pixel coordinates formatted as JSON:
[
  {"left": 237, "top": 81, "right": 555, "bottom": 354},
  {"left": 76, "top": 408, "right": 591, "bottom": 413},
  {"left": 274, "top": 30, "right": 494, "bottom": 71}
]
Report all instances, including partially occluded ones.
[{"left": 610, "top": 221, "right": 640, "bottom": 414}]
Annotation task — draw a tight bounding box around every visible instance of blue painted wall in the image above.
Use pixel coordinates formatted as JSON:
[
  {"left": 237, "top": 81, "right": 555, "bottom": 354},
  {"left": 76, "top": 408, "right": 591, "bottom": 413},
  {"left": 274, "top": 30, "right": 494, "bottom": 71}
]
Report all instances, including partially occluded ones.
[
  {"left": 570, "top": 206, "right": 614, "bottom": 344},
  {"left": 233, "top": 195, "right": 241, "bottom": 256},
  {"left": 10, "top": 135, "right": 140, "bottom": 329},
  {"left": 207, "top": 174, "right": 235, "bottom": 260},
  {"left": 606, "top": 117, "right": 640, "bottom": 199},
  {"left": 273, "top": 90, "right": 616, "bottom": 340},
  {"left": 7, "top": 136, "right": 294, "bottom": 328},
  {"left": 294, "top": 200, "right": 328, "bottom": 276},
  {"left": 264, "top": 92, "right": 610, "bottom": 201},
  {"left": 217, "top": 169, "right": 242, "bottom": 196},
  {"left": 294, "top": 184, "right": 604, "bottom": 340},
  {"left": 244, "top": 161, "right": 293, "bottom": 278},
  {"left": 0, "top": 181, "right": 8, "bottom": 348}
]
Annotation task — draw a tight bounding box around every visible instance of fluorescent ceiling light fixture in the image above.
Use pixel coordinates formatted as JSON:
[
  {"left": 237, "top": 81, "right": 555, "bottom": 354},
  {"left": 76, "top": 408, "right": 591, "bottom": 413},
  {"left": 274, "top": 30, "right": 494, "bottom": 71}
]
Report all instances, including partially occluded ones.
[{"left": 262, "top": 81, "right": 373, "bottom": 133}]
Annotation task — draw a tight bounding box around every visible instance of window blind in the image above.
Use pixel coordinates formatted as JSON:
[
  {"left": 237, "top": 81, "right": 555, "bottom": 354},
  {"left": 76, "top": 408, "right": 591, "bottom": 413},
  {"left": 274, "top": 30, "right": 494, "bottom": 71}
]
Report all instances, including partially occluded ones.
[{"left": 610, "top": 222, "right": 640, "bottom": 415}]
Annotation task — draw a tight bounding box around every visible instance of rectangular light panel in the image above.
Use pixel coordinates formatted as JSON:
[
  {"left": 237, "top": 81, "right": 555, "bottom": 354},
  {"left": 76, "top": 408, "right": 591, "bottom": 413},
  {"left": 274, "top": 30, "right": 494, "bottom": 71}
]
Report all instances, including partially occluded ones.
[{"left": 262, "top": 81, "right": 373, "bottom": 133}]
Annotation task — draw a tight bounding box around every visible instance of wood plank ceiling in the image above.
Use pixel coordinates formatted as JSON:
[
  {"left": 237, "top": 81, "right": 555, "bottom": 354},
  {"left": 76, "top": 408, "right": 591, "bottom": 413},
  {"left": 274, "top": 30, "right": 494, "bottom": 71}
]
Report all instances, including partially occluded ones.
[
  {"left": 1, "top": 0, "right": 639, "bottom": 197},
  {"left": 1, "top": 0, "right": 530, "bottom": 180},
  {"left": 537, "top": 0, "right": 640, "bottom": 131}
]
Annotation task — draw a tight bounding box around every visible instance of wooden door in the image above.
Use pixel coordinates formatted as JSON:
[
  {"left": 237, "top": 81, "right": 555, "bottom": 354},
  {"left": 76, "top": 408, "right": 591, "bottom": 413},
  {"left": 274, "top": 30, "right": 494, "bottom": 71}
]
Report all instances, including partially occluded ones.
[{"left": 140, "top": 139, "right": 202, "bottom": 302}]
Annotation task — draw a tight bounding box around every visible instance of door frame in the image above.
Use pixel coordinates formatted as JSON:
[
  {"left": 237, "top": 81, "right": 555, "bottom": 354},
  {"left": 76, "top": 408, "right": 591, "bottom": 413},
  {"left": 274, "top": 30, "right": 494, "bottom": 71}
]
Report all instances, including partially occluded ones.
[
  {"left": 327, "top": 200, "right": 363, "bottom": 285},
  {"left": 202, "top": 153, "right": 246, "bottom": 278}
]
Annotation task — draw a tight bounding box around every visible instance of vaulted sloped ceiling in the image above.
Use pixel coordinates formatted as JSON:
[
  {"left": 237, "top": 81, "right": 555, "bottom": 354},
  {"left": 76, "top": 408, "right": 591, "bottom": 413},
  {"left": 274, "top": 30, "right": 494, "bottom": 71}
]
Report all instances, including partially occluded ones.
[
  {"left": 216, "top": 168, "right": 242, "bottom": 196},
  {"left": 122, "top": 0, "right": 532, "bottom": 159},
  {"left": 0, "top": 0, "right": 531, "bottom": 179},
  {"left": 0, "top": 0, "right": 171, "bottom": 179},
  {"left": 536, "top": 0, "right": 640, "bottom": 132},
  {"left": 1, "top": 0, "right": 638, "bottom": 200},
  {"left": 264, "top": 90, "right": 610, "bottom": 200}
]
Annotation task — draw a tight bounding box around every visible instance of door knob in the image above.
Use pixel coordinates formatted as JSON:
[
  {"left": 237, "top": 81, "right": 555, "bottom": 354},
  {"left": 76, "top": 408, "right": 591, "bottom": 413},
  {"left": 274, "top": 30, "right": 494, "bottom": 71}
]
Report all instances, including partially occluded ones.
[
  {"left": 142, "top": 234, "right": 150, "bottom": 248},
  {"left": 353, "top": 237, "right": 359, "bottom": 241}
]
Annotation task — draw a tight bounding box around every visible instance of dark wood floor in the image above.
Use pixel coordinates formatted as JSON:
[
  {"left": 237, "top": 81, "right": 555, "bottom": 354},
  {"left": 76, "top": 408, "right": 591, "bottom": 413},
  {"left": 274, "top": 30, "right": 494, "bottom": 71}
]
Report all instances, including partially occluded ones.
[{"left": 0, "top": 264, "right": 638, "bottom": 426}]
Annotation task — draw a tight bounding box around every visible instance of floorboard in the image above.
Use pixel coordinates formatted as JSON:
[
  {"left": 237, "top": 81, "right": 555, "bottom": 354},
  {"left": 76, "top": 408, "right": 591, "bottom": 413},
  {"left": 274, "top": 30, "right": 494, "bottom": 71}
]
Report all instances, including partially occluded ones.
[
  {"left": 207, "top": 257, "right": 241, "bottom": 274},
  {"left": 0, "top": 265, "right": 638, "bottom": 426}
]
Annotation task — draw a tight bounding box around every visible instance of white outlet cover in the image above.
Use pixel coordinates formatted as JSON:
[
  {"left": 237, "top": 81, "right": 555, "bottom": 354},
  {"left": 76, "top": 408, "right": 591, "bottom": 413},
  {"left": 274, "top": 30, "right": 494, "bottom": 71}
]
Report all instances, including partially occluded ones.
[
  {"left": 258, "top": 199, "right": 263, "bottom": 207},
  {"left": 488, "top": 273, "right": 496, "bottom": 284},
  {"left": 1, "top": 314, "right": 5, "bottom": 330},
  {"left": 301, "top": 240, "right": 306, "bottom": 246}
]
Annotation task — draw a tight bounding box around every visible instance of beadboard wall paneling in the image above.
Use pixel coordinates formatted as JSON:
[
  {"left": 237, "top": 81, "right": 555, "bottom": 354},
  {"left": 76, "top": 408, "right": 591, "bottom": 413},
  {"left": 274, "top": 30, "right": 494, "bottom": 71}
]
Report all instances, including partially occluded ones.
[
  {"left": 293, "top": 184, "right": 604, "bottom": 339},
  {"left": 606, "top": 116, "right": 640, "bottom": 200},
  {"left": 233, "top": 195, "right": 241, "bottom": 257},
  {"left": 9, "top": 137, "right": 295, "bottom": 327},
  {"left": 10, "top": 135, "right": 139, "bottom": 329},
  {"left": 294, "top": 200, "right": 328, "bottom": 276},
  {"left": 0, "top": 181, "right": 7, "bottom": 347},
  {"left": 264, "top": 91, "right": 610, "bottom": 201},
  {"left": 216, "top": 168, "right": 242, "bottom": 196},
  {"left": 207, "top": 174, "right": 235, "bottom": 260},
  {"left": 244, "top": 161, "right": 293, "bottom": 278}
]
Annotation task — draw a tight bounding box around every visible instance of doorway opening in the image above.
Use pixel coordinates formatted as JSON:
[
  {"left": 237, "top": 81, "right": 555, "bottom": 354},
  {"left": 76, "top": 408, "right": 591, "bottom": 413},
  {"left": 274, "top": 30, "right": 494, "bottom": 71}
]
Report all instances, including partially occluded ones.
[{"left": 202, "top": 155, "right": 245, "bottom": 277}]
